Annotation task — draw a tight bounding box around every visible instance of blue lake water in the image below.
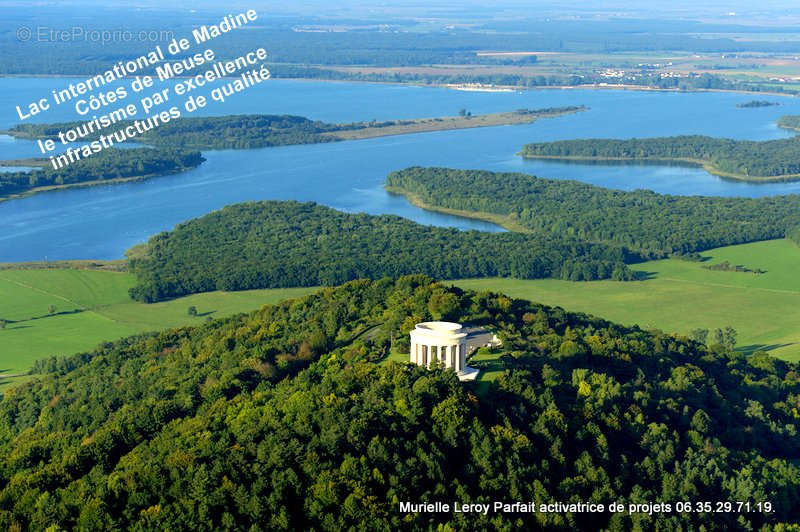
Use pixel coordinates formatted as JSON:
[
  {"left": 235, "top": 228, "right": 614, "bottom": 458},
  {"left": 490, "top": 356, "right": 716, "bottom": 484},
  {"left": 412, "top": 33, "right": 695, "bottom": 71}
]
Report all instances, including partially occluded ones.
[{"left": 1, "top": 77, "right": 800, "bottom": 261}]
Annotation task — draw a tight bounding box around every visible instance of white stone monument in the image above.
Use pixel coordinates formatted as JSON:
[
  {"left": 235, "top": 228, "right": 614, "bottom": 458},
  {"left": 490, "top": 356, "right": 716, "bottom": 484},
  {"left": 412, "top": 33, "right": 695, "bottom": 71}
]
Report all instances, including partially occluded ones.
[{"left": 409, "top": 321, "right": 479, "bottom": 381}]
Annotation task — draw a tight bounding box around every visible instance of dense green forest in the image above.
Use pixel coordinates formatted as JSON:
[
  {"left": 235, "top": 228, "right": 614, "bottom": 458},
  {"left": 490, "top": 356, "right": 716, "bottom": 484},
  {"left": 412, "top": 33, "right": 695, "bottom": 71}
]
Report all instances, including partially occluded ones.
[
  {"left": 0, "top": 148, "right": 203, "bottom": 198},
  {"left": 386, "top": 167, "right": 800, "bottom": 256},
  {"left": 789, "top": 226, "right": 800, "bottom": 247},
  {"left": 0, "top": 276, "right": 798, "bottom": 530},
  {"left": 6, "top": 115, "right": 343, "bottom": 151},
  {"left": 127, "top": 201, "right": 635, "bottom": 302},
  {"left": 520, "top": 136, "right": 800, "bottom": 179}
]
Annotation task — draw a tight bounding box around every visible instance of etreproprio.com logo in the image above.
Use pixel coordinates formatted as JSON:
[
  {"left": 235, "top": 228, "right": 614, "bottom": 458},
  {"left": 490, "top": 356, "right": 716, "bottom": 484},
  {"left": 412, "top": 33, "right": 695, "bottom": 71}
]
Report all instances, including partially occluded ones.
[{"left": 16, "top": 26, "right": 174, "bottom": 45}]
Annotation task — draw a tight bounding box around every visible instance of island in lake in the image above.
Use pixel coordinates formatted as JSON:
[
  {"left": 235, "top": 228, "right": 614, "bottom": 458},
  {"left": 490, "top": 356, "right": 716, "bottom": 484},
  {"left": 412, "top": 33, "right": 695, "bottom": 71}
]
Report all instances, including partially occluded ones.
[{"left": 737, "top": 100, "right": 780, "bottom": 108}]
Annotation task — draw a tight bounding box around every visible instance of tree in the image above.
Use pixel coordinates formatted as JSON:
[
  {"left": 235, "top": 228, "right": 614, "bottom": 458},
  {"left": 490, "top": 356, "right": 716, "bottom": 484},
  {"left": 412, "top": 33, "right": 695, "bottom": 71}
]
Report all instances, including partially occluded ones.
[
  {"left": 187, "top": 306, "right": 198, "bottom": 317},
  {"left": 712, "top": 327, "right": 737, "bottom": 350},
  {"left": 712, "top": 328, "right": 725, "bottom": 347},
  {"left": 0, "top": 319, "right": 7, "bottom": 329},
  {"left": 723, "top": 326, "right": 737, "bottom": 350},
  {"left": 689, "top": 328, "right": 709, "bottom": 344},
  {"left": 690, "top": 409, "right": 712, "bottom": 434},
  {"left": 48, "top": 304, "right": 56, "bottom": 315},
  {"left": 428, "top": 290, "right": 460, "bottom": 321}
]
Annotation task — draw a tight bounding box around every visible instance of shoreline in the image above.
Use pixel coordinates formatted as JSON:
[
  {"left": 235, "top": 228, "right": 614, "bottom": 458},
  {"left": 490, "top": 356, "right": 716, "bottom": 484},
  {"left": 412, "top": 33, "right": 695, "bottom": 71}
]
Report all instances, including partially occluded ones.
[
  {"left": 0, "top": 108, "right": 581, "bottom": 202},
  {"left": 324, "top": 108, "right": 584, "bottom": 141},
  {"left": 2, "top": 73, "right": 799, "bottom": 99},
  {"left": 520, "top": 154, "right": 800, "bottom": 183},
  {"left": 384, "top": 185, "right": 528, "bottom": 233},
  {"left": 0, "top": 167, "right": 198, "bottom": 203},
  {"left": 0, "top": 259, "right": 127, "bottom": 271},
  {"left": 0, "top": 157, "right": 48, "bottom": 167}
]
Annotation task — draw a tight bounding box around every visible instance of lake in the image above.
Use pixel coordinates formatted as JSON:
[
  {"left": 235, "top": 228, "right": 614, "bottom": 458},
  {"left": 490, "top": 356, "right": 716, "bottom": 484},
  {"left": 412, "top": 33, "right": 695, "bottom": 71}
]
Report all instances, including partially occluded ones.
[{"left": 2, "top": 77, "right": 800, "bottom": 261}]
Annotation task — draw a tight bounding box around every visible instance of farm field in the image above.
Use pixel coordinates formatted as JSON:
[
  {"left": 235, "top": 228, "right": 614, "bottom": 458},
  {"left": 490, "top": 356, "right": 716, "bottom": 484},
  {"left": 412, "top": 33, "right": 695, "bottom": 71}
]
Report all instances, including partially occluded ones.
[
  {"left": 455, "top": 239, "right": 800, "bottom": 362},
  {"left": 0, "top": 268, "right": 316, "bottom": 390}
]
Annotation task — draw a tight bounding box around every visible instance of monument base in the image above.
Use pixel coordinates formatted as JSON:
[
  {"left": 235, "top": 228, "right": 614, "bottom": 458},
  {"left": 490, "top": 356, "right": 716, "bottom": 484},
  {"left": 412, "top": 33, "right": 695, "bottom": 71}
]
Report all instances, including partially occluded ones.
[{"left": 456, "top": 366, "right": 480, "bottom": 382}]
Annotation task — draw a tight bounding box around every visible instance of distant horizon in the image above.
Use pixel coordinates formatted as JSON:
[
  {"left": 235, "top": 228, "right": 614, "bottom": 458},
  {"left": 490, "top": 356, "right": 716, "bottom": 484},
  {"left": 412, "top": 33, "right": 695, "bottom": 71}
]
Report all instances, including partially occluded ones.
[{"left": 3, "top": 1, "right": 800, "bottom": 24}]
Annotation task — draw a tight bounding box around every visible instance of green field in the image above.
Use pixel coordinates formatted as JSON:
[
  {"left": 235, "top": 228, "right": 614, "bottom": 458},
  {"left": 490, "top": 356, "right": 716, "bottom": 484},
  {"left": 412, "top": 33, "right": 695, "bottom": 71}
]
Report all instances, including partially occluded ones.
[
  {"left": 0, "top": 268, "right": 316, "bottom": 390},
  {"left": 3, "top": 238, "right": 799, "bottom": 391},
  {"left": 455, "top": 239, "right": 800, "bottom": 362}
]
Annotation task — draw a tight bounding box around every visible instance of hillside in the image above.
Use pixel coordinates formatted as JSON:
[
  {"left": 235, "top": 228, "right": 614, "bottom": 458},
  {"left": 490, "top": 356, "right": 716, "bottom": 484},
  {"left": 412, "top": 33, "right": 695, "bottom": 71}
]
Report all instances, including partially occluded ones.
[
  {"left": 0, "top": 277, "right": 797, "bottom": 530},
  {"left": 127, "top": 201, "right": 636, "bottom": 302},
  {"left": 456, "top": 239, "right": 800, "bottom": 362}
]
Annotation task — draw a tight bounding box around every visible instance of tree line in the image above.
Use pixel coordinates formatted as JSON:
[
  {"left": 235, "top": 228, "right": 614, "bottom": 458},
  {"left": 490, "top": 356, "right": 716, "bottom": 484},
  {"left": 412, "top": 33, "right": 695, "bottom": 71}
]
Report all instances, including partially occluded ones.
[
  {"left": 788, "top": 226, "right": 800, "bottom": 247},
  {"left": 0, "top": 276, "right": 797, "bottom": 530},
  {"left": 0, "top": 148, "right": 203, "bottom": 199},
  {"left": 127, "top": 201, "right": 636, "bottom": 302},
  {"left": 520, "top": 135, "right": 800, "bottom": 178},
  {"left": 386, "top": 167, "right": 800, "bottom": 257}
]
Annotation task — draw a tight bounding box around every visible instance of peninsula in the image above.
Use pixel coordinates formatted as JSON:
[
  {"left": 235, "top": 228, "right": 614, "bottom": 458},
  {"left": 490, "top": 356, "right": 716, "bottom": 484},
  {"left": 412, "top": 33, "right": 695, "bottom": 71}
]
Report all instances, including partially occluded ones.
[
  {"left": 519, "top": 135, "right": 800, "bottom": 182},
  {"left": 1, "top": 107, "right": 584, "bottom": 150},
  {"left": 384, "top": 166, "right": 800, "bottom": 257},
  {"left": 0, "top": 107, "right": 583, "bottom": 201},
  {"left": 0, "top": 148, "right": 204, "bottom": 201}
]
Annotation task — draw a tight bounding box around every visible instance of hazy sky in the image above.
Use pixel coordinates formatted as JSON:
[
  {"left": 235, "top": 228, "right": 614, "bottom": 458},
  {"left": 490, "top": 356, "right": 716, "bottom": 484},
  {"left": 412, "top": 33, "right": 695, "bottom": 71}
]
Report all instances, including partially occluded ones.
[
  {"left": 7, "top": 0, "right": 800, "bottom": 14},
  {"left": 4, "top": 1, "right": 800, "bottom": 26}
]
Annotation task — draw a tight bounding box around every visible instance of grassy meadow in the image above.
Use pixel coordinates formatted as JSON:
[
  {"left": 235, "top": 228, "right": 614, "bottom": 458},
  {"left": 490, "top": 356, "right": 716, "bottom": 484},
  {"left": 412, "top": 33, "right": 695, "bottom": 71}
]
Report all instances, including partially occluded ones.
[
  {"left": 0, "top": 268, "right": 316, "bottom": 390},
  {"left": 456, "top": 239, "right": 800, "bottom": 362},
  {"left": 2, "top": 238, "right": 799, "bottom": 391}
]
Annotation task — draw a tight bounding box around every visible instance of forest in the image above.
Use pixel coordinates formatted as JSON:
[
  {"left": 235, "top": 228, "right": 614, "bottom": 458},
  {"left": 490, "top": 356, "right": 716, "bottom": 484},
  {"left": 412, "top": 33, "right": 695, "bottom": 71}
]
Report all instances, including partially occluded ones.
[
  {"left": 0, "top": 276, "right": 797, "bottom": 530},
  {"left": 789, "top": 226, "right": 800, "bottom": 247},
  {"left": 5, "top": 115, "right": 343, "bottom": 151},
  {"left": 386, "top": 167, "right": 800, "bottom": 257},
  {"left": 0, "top": 148, "right": 204, "bottom": 199},
  {"left": 127, "top": 201, "right": 636, "bottom": 302},
  {"left": 520, "top": 136, "right": 800, "bottom": 179}
]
